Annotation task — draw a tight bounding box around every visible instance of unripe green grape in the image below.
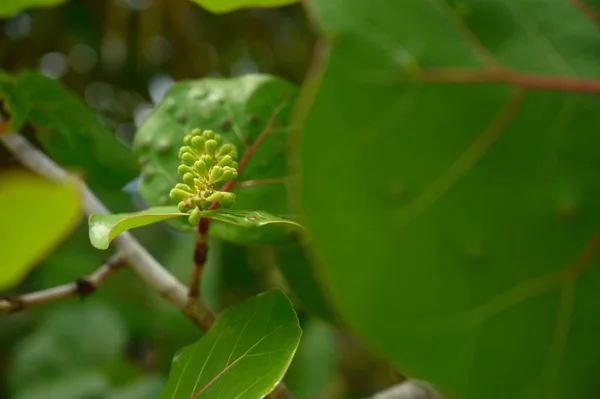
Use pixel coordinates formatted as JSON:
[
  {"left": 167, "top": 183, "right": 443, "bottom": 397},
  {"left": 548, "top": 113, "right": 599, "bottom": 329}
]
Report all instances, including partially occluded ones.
[{"left": 214, "top": 134, "right": 223, "bottom": 146}]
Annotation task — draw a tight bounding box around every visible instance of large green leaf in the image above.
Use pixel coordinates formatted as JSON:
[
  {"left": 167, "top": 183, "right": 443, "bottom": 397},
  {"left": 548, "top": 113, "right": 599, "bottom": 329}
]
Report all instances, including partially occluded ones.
[
  {"left": 0, "top": 0, "right": 69, "bottom": 17},
  {"left": 88, "top": 206, "right": 304, "bottom": 250},
  {"left": 296, "top": 1, "right": 600, "bottom": 399},
  {"left": 0, "top": 71, "right": 138, "bottom": 188},
  {"left": 0, "top": 170, "right": 81, "bottom": 291},
  {"left": 134, "top": 74, "right": 297, "bottom": 244},
  {"left": 190, "top": 0, "right": 298, "bottom": 14},
  {"left": 159, "top": 289, "right": 301, "bottom": 399}
]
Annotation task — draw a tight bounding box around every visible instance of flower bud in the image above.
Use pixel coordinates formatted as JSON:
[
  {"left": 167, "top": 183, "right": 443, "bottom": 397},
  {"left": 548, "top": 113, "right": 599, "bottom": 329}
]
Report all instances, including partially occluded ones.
[
  {"left": 190, "top": 128, "right": 202, "bottom": 137},
  {"left": 220, "top": 192, "right": 236, "bottom": 208},
  {"left": 209, "top": 166, "right": 224, "bottom": 184},
  {"left": 178, "top": 146, "right": 194, "bottom": 158},
  {"left": 183, "top": 173, "right": 196, "bottom": 187},
  {"left": 218, "top": 144, "right": 235, "bottom": 157},
  {"left": 175, "top": 183, "right": 192, "bottom": 192},
  {"left": 204, "top": 130, "right": 215, "bottom": 139},
  {"left": 178, "top": 201, "right": 191, "bottom": 212},
  {"left": 205, "top": 191, "right": 224, "bottom": 202},
  {"left": 169, "top": 188, "right": 190, "bottom": 201},
  {"left": 188, "top": 207, "right": 202, "bottom": 225},
  {"left": 218, "top": 155, "right": 233, "bottom": 167},
  {"left": 177, "top": 165, "right": 195, "bottom": 177},
  {"left": 205, "top": 139, "right": 218, "bottom": 155},
  {"left": 191, "top": 136, "right": 206, "bottom": 153},
  {"left": 181, "top": 152, "right": 197, "bottom": 166},
  {"left": 193, "top": 160, "right": 208, "bottom": 176},
  {"left": 200, "top": 155, "right": 213, "bottom": 169},
  {"left": 220, "top": 167, "right": 236, "bottom": 182}
]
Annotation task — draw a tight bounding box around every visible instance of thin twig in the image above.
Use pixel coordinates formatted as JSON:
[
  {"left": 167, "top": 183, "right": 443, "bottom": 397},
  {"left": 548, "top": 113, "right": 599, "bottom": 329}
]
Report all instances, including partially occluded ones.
[
  {"left": 0, "top": 133, "right": 214, "bottom": 330},
  {"left": 0, "top": 254, "right": 125, "bottom": 315}
]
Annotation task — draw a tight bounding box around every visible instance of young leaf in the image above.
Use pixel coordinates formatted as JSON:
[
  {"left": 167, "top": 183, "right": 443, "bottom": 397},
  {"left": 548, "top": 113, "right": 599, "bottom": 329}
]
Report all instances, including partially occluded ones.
[
  {"left": 190, "top": 0, "right": 298, "bottom": 14},
  {"left": 0, "top": 71, "right": 138, "bottom": 188},
  {"left": 0, "top": 170, "right": 81, "bottom": 290},
  {"left": 159, "top": 289, "right": 302, "bottom": 399},
  {"left": 134, "top": 74, "right": 297, "bottom": 244},
  {"left": 88, "top": 206, "right": 304, "bottom": 250},
  {"left": 0, "top": 0, "right": 69, "bottom": 17},
  {"left": 296, "top": 1, "right": 600, "bottom": 399}
]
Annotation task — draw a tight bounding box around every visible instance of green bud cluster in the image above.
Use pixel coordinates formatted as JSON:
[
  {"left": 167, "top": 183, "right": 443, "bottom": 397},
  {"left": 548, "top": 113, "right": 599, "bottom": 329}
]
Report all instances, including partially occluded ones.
[{"left": 169, "top": 128, "right": 239, "bottom": 225}]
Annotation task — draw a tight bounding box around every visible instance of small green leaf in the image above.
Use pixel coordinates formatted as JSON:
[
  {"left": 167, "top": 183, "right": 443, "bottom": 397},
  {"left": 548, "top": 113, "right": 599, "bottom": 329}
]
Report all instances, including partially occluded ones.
[
  {"left": 190, "top": 0, "right": 298, "bottom": 14},
  {"left": 0, "top": 170, "right": 81, "bottom": 291},
  {"left": 159, "top": 289, "right": 302, "bottom": 399},
  {"left": 88, "top": 206, "right": 304, "bottom": 250},
  {"left": 0, "top": 0, "right": 69, "bottom": 17}
]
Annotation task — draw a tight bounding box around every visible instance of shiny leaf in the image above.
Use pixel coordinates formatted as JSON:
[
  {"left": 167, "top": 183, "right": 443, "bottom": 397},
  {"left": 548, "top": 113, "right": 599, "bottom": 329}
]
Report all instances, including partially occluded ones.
[
  {"left": 159, "top": 289, "right": 301, "bottom": 399},
  {"left": 88, "top": 206, "right": 304, "bottom": 250}
]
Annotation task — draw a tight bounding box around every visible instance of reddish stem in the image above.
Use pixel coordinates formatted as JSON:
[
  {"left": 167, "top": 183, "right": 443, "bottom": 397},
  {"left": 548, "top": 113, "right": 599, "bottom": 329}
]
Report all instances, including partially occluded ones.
[
  {"left": 419, "top": 67, "right": 600, "bottom": 94},
  {"left": 189, "top": 217, "right": 210, "bottom": 298},
  {"left": 571, "top": 0, "right": 600, "bottom": 26},
  {"left": 208, "top": 104, "right": 285, "bottom": 210}
]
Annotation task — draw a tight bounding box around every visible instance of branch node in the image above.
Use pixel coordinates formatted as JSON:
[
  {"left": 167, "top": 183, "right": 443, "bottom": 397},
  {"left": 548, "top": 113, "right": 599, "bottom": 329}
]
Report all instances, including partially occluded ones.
[{"left": 75, "top": 278, "right": 96, "bottom": 298}]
